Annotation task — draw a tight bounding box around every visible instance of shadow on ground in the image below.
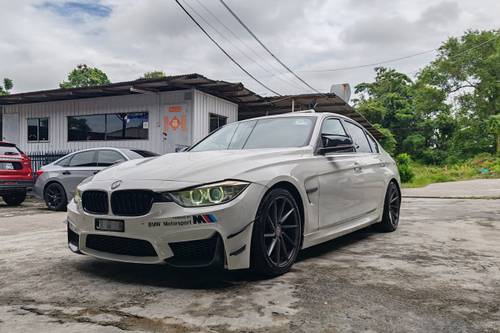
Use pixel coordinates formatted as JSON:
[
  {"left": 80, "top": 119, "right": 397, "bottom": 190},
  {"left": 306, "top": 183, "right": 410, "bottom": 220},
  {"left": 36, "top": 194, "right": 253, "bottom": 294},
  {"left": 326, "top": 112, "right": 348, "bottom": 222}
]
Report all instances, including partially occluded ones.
[{"left": 72, "top": 227, "right": 376, "bottom": 290}]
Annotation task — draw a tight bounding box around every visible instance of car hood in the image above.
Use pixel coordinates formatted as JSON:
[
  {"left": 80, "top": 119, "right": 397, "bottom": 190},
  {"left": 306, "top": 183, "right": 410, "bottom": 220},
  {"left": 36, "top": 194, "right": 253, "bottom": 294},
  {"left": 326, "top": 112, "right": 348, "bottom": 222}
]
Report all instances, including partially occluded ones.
[{"left": 92, "top": 148, "right": 313, "bottom": 184}]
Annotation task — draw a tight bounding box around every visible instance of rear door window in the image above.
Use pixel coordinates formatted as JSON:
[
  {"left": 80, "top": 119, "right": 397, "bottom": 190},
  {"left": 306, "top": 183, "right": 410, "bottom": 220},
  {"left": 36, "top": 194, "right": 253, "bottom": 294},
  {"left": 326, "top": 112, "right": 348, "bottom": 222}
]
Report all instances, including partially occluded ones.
[
  {"left": 343, "top": 121, "right": 372, "bottom": 153},
  {"left": 97, "top": 150, "right": 126, "bottom": 167},
  {"left": 68, "top": 151, "right": 97, "bottom": 167}
]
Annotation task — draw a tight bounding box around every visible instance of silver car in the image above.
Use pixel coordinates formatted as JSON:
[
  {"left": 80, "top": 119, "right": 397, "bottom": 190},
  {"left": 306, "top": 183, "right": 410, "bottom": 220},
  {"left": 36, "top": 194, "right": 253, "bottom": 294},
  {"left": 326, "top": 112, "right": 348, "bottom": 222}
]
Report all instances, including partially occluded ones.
[{"left": 34, "top": 147, "right": 158, "bottom": 210}]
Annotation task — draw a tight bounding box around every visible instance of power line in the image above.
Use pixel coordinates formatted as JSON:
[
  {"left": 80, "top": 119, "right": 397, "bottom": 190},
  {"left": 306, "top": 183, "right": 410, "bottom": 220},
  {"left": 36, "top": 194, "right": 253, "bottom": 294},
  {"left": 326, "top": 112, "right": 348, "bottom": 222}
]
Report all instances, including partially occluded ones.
[
  {"left": 188, "top": 0, "right": 303, "bottom": 92},
  {"left": 300, "top": 49, "right": 437, "bottom": 73},
  {"left": 219, "top": 0, "right": 323, "bottom": 95},
  {"left": 406, "top": 35, "right": 499, "bottom": 77},
  {"left": 174, "top": 0, "right": 281, "bottom": 96},
  {"left": 192, "top": 0, "right": 293, "bottom": 80}
]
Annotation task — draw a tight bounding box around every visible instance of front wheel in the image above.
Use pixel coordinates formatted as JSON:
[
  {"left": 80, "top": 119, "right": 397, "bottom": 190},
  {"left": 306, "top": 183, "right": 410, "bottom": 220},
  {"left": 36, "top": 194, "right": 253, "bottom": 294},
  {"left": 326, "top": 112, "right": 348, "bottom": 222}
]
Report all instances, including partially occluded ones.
[
  {"left": 376, "top": 181, "right": 401, "bottom": 232},
  {"left": 251, "top": 188, "right": 302, "bottom": 277},
  {"left": 44, "top": 182, "right": 67, "bottom": 211},
  {"left": 2, "top": 192, "right": 27, "bottom": 206}
]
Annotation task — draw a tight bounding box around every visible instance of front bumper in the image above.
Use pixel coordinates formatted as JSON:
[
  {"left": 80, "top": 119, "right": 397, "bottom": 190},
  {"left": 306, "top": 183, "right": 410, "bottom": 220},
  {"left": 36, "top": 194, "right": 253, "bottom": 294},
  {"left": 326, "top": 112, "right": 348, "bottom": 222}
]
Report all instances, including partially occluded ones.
[{"left": 66, "top": 182, "right": 265, "bottom": 270}]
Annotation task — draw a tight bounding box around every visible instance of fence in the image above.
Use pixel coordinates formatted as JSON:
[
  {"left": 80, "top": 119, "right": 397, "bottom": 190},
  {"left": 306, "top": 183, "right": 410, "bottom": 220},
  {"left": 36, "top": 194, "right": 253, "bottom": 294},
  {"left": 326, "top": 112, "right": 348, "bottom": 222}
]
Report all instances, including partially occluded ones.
[{"left": 28, "top": 151, "right": 71, "bottom": 172}]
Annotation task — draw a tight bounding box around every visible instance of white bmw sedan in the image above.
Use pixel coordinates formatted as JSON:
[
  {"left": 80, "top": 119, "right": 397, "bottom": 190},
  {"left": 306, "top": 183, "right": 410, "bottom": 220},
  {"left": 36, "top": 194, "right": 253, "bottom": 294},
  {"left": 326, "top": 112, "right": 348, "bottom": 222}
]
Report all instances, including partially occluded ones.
[{"left": 67, "top": 112, "right": 401, "bottom": 276}]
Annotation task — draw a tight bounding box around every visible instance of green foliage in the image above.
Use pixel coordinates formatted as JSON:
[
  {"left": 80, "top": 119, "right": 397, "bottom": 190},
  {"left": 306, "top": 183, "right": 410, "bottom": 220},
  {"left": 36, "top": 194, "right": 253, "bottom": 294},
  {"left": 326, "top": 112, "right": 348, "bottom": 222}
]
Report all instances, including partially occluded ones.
[
  {"left": 372, "top": 124, "right": 396, "bottom": 154},
  {"left": 60, "top": 64, "right": 111, "bottom": 88},
  {"left": 141, "top": 71, "right": 167, "bottom": 79},
  {"left": 0, "top": 78, "right": 13, "bottom": 96},
  {"left": 396, "top": 153, "right": 415, "bottom": 183},
  {"left": 355, "top": 29, "right": 499, "bottom": 164},
  {"left": 403, "top": 153, "right": 500, "bottom": 187}
]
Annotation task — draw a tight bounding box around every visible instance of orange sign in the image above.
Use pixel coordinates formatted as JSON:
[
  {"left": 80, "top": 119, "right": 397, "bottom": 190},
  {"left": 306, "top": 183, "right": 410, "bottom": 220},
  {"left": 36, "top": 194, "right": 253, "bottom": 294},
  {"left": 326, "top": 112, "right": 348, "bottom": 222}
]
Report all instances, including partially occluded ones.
[
  {"left": 168, "top": 105, "right": 183, "bottom": 113},
  {"left": 163, "top": 105, "right": 187, "bottom": 132}
]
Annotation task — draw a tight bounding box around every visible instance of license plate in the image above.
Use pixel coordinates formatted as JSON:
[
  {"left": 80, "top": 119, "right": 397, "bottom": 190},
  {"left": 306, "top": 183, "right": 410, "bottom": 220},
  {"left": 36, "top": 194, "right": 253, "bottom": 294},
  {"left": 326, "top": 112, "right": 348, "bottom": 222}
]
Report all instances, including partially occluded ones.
[
  {"left": 95, "top": 219, "right": 124, "bottom": 232},
  {"left": 0, "top": 163, "right": 14, "bottom": 170}
]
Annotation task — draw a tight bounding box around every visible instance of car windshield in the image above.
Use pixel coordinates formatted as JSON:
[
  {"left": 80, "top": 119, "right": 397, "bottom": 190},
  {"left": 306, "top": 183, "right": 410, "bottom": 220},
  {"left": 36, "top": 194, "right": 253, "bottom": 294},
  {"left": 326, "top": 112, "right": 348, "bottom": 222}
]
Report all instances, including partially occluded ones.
[{"left": 190, "top": 117, "right": 316, "bottom": 152}]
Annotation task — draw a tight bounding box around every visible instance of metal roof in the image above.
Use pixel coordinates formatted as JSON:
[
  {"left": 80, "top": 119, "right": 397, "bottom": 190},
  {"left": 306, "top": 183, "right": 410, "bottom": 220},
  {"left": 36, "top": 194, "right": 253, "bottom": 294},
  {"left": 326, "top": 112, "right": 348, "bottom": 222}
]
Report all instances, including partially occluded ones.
[{"left": 0, "top": 73, "right": 382, "bottom": 138}]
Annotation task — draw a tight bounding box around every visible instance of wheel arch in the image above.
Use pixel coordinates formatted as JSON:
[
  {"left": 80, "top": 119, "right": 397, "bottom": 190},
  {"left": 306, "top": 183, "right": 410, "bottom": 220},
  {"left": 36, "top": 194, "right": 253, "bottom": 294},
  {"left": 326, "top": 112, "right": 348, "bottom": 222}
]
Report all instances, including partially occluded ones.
[{"left": 389, "top": 177, "right": 401, "bottom": 196}]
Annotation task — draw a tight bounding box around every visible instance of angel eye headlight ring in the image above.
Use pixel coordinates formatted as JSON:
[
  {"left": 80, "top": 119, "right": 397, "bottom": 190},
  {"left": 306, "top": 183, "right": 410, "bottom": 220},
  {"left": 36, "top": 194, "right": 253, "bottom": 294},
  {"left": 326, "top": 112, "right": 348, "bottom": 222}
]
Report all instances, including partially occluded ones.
[{"left": 167, "top": 181, "right": 249, "bottom": 207}]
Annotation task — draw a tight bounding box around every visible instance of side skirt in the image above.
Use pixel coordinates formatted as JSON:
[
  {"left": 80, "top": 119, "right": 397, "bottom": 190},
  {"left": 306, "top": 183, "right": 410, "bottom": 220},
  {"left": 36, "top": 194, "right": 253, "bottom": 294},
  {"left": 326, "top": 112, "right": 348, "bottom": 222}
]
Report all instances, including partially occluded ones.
[{"left": 302, "top": 210, "right": 379, "bottom": 249}]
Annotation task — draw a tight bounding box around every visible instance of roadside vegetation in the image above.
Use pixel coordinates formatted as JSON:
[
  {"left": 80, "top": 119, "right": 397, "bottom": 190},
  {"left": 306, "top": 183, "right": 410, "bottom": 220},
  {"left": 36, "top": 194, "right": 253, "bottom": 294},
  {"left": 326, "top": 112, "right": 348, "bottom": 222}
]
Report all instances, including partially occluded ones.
[
  {"left": 354, "top": 29, "right": 499, "bottom": 187},
  {"left": 400, "top": 153, "right": 500, "bottom": 187}
]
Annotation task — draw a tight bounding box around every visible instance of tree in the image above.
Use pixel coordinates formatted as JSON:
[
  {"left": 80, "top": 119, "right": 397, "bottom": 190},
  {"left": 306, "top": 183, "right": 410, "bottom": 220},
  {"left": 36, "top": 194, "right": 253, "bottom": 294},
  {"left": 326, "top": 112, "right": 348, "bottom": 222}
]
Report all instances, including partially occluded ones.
[
  {"left": 141, "top": 71, "right": 166, "bottom": 79},
  {"left": 0, "top": 78, "right": 13, "bottom": 96},
  {"left": 419, "top": 29, "right": 500, "bottom": 157},
  {"left": 60, "top": 64, "right": 111, "bottom": 88},
  {"left": 354, "top": 29, "right": 499, "bottom": 164},
  {"left": 354, "top": 67, "right": 419, "bottom": 156}
]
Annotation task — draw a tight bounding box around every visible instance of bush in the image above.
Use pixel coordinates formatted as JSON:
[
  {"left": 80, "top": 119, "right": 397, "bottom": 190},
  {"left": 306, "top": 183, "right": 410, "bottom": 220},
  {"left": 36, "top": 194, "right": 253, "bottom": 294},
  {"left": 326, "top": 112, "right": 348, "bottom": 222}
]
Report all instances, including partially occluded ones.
[
  {"left": 396, "top": 153, "right": 415, "bottom": 183},
  {"left": 402, "top": 153, "right": 500, "bottom": 188}
]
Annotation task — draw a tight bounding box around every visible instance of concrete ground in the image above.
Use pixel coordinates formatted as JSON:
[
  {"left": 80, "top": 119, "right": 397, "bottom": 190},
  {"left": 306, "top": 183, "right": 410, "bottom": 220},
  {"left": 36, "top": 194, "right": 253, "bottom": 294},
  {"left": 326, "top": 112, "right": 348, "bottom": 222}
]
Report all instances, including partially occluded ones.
[
  {"left": 0, "top": 186, "right": 499, "bottom": 332},
  {"left": 403, "top": 179, "right": 500, "bottom": 199}
]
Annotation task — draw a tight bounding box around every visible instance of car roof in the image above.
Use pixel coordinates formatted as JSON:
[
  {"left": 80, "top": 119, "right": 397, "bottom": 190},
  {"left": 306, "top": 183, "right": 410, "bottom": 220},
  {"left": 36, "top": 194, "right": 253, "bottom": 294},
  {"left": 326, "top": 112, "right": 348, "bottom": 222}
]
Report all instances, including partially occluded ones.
[{"left": 237, "top": 110, "right": 353, "bottom": 124}]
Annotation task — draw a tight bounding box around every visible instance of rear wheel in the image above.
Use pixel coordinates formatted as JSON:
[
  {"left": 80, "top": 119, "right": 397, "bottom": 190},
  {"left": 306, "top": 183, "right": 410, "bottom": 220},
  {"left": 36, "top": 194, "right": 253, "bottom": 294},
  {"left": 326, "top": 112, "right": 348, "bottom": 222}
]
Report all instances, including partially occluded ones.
[
  {"left": 2, "top": 192, "right": 26, "bottom": 206},
  {"left": 376, "top": 181, "right": 401, "bottom": 232},
  {"left": 251, "top": 188, "right": 302, "bottom": 277},
  {"left": 44, "top": 182, "right": 67, "bottom": 211}
]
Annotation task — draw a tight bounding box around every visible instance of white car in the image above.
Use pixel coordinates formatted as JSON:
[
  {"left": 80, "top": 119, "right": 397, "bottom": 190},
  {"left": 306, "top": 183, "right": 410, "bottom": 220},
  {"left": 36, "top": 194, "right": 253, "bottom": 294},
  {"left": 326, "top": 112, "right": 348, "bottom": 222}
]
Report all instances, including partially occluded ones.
[{"left": 67, "top": 112, "right": 401, "bottom": 276}]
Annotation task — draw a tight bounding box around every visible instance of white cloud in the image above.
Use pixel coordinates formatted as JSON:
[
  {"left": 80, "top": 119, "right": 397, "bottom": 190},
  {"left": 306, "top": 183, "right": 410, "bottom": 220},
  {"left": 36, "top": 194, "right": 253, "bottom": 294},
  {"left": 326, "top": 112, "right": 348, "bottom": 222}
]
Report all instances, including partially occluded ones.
[{"left": 0, "top": 0, "right": 498, "bottom": 96}]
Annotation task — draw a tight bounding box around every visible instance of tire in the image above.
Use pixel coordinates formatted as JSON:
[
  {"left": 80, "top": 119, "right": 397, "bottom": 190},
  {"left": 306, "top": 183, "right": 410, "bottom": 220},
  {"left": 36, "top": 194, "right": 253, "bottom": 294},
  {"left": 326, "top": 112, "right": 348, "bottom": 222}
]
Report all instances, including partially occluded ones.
[
  {"left": 44, "top": 182, "right": 67, "bottom": 211},
  {"left": 2, "top": 192, "right": 27, "bottom": 206},
  {"left": 376, "top": 181, "right": 401, "bottom": 232},
  {"left": 251, "top": 188, "right": 302, "bottom": 277}
]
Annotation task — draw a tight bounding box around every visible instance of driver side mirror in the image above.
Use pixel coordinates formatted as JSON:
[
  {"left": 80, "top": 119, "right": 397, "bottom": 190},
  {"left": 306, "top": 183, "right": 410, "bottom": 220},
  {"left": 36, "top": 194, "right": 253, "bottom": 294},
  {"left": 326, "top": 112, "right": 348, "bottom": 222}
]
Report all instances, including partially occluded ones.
[{"left": 319, "top": 135, "right": 355, "bottom": 154}]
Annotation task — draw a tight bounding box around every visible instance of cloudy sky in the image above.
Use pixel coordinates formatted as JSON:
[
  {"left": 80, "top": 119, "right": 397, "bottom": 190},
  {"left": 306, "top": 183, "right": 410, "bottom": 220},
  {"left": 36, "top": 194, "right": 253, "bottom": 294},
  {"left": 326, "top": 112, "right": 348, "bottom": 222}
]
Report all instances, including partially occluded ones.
[{"left": 0, "top": 0, "right": 498, "bottom": 96}]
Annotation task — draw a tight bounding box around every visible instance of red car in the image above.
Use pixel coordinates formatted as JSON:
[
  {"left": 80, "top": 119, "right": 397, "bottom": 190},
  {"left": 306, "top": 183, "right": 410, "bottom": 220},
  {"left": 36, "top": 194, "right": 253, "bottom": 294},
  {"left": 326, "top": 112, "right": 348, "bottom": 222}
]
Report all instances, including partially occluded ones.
[{"left": 0, "top": 142, "right": 33, "bottom": 206}]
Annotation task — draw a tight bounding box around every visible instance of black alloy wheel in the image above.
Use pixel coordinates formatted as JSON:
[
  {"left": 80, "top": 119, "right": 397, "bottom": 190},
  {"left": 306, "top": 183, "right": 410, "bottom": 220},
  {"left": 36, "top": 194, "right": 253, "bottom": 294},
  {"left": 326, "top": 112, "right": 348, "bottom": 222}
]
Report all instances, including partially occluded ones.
[
  {"left": 251, "top": 188, "right": 302, "bottom": 276},
  {"left": 377, "top": 181, "right": 401, "bottom": 232},
  {"left": 44, "top": 182, "right": 67, "bottom": 211}
]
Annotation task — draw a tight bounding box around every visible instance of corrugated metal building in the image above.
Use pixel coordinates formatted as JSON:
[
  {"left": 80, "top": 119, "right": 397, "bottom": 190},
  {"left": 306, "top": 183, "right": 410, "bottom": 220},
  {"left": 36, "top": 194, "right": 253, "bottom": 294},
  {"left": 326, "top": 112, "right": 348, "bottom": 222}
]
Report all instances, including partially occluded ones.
[{"left": 0, "top": 73, "right": 380, "bottom": 155}]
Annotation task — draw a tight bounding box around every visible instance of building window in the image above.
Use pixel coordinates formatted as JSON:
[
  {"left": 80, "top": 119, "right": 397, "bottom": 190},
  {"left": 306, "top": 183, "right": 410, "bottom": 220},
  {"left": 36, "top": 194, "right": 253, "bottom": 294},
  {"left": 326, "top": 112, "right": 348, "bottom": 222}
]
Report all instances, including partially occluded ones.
[
  {"left": 209, "top": 113, "right": 227, "bottom": 133},
  {"left": 27, "top": 118, "right": 49, "bottom": 142},
  {"left": 68, "top": 112, "right": 149, "bottom": 141}
]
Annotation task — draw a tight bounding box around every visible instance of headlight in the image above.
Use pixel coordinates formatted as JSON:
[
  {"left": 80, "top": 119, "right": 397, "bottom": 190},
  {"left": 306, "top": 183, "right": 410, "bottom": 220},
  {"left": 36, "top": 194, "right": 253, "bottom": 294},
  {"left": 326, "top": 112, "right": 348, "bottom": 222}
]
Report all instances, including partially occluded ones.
[
  {"left": 74, "top": 188, "right": 82, "bottom": 204},
  {"left": 167, "top": 180, "right": 249, "bottom": 207}
]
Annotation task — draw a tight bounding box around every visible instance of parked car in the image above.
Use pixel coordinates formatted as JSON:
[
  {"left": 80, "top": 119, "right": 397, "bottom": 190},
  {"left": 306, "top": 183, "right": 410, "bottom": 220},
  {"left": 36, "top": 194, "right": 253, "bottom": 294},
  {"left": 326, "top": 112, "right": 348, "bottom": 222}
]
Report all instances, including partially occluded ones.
[
  {"left": 0, "top": 142, "right": 33, "bottom": 206},
  {"left": 66, "top": 112, "right": 401, "bottom": 276},
  {"left": 34, "top": 148, "right": 159, "bottom": 211}
]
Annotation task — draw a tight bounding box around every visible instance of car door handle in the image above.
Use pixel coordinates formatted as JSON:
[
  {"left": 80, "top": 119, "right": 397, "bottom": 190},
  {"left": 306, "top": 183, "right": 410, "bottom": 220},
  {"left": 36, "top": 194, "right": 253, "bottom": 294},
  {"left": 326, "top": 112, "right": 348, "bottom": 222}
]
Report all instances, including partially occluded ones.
[
  {"left": 93, "top": 171, "right": 99, "bottom": 175},
  {"left": 353, "top": 163, "right": 362, "bottom": 173},
  {"left": 377, "top": 159, "right": 386, "bottom": 167},
  {"left": 62, "top": 171, "right": 71, "bottom": 175}
]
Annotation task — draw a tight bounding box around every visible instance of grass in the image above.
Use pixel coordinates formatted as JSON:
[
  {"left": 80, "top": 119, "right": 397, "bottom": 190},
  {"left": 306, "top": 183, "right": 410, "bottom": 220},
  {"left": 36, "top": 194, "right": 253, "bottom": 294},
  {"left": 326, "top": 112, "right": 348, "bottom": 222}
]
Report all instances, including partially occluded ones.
[{"left": 402, "top": 154, "right": 500, "bottom": 188}]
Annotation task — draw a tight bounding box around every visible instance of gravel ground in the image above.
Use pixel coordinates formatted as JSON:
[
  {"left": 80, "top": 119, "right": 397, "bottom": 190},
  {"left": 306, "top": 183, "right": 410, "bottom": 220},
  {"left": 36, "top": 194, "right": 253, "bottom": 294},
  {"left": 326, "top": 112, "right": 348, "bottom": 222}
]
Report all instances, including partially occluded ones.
[{"left": 0, "top": 197, "right": 499, "bottom": 332}]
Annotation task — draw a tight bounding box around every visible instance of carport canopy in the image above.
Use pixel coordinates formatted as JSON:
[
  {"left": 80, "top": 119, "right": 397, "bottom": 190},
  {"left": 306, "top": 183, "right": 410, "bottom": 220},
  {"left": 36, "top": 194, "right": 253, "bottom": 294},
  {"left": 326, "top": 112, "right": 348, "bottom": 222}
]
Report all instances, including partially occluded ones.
[{"left": 0, "top": 73, "right": 382, "bottom": 139}]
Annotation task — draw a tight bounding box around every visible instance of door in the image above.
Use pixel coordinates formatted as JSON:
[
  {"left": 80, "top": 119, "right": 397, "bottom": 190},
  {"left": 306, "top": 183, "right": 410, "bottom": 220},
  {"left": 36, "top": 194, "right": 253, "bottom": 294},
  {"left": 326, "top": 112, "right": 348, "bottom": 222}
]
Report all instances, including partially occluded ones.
[
  {"left": 2, "top": 112, "right": 19, "bottom": 144},
  {"left": 59, "top": 150, "right": 99, "bottom": 198},
  {"left": 342, "top": 121, "right": 385, "bottom": 215},
  {"left": 317, "top": 118, "right": 363, "bottom": 229}
]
